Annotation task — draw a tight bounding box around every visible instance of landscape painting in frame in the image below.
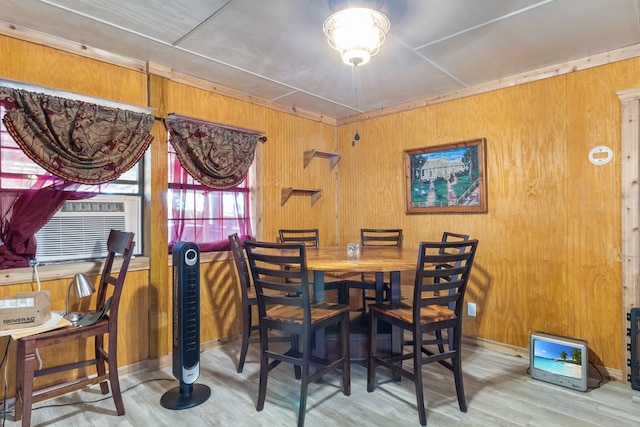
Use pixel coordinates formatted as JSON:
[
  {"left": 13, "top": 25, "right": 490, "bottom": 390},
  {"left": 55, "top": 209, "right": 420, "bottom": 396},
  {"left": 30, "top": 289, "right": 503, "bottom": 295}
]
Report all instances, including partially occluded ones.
[{"left": 404, "top": 138, "right": 487, "bottom": 214}]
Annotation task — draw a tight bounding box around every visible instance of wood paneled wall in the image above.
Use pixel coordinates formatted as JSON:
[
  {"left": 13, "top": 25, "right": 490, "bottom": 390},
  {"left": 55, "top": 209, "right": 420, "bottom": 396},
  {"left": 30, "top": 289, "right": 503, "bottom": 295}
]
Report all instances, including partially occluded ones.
[
  {"left": 0, "top": 35, "right": 151, "bottom": 394},
  {"left": 336, "top": 60, "right": 638, "bottom": 372},
  {"left": 1, "top": 269, "right": 148, "bottom": 393}
]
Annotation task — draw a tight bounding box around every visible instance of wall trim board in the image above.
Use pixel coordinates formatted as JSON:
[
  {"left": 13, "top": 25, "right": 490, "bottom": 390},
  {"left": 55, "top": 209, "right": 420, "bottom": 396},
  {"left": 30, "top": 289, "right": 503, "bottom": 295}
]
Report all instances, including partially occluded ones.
[
  {"left": 617, "top": 87, "right": 640, "bottom": 385},
  {"left": 0, "top": 20, "right": 146, "bottom": 73}
]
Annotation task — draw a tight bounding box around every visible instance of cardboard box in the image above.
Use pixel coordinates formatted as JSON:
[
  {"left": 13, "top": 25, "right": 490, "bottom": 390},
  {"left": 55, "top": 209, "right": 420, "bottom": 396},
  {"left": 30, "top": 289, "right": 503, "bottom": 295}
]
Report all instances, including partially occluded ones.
[{"left": 0, "top": 291, "right": 51, "bottom": 330}]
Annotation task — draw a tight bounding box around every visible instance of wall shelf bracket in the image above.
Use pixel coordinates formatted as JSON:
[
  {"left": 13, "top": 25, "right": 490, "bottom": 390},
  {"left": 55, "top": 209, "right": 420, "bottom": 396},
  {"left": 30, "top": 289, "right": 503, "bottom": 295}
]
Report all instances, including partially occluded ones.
[
  {"left": 303, "top": 150, "right": 340, "bottom": 170},
  {"left": 281, "top": 188, "right": 322, "bottom": 206}
]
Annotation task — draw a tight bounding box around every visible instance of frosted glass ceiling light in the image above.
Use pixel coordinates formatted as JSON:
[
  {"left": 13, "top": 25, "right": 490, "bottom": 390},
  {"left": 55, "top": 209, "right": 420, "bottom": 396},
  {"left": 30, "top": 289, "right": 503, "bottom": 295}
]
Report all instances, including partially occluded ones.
[{"left": 323, "top": 7, "right": 390, "bottom": 66}]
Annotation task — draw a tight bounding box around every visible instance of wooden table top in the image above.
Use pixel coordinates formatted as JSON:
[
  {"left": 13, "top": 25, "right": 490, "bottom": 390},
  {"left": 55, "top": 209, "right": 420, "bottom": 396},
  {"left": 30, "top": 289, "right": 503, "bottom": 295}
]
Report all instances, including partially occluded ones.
[{"left": 304, "top": 246, "right": 417, "bottom": 273}]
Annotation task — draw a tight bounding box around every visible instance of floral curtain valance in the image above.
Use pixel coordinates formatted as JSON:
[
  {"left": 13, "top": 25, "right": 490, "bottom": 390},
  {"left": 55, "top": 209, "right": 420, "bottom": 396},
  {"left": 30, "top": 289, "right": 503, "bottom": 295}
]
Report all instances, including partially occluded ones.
[
  {"left": 0, "top": 87, "right": 154, "bottom": 184},
  {"left": 166, "top": 118, "right": 262, "bottom": 189}
]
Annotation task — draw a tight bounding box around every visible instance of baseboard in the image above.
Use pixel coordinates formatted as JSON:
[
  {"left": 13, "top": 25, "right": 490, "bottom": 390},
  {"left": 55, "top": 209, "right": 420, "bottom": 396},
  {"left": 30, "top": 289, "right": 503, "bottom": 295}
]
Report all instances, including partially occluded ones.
[
  {"left": 136, "top": 333, "right": 625, "bottom": 384},
  {"left": 462, "top": 335, "right": 624, "bottom": 382},
  {"left": 145, "top": 335, "right": 239, "bottom": 372}
]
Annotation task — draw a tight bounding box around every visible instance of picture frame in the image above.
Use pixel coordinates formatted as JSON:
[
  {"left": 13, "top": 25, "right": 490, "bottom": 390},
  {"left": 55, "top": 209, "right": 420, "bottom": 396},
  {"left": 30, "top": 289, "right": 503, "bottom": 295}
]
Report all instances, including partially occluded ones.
[{"left": 404, "top": 138, "right": 487, "bottom": 214}]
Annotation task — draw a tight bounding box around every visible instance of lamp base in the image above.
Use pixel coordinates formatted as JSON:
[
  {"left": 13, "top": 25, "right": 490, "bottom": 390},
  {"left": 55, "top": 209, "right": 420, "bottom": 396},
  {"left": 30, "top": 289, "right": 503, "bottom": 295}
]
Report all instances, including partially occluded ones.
[{"left": 64, "top": 312, "right": 83, "bottom": 323}]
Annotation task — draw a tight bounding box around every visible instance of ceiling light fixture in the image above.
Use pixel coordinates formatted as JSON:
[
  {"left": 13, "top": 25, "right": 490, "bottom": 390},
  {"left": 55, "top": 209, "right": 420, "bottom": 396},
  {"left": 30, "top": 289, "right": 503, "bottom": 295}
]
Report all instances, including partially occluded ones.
[{"left": 323, "top": 7, "right": 390, "bottom": 66}]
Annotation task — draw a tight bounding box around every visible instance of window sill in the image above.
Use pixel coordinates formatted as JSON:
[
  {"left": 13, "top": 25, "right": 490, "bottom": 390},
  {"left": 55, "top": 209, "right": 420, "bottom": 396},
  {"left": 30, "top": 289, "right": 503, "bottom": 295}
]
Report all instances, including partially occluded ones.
[
  {"left": 1, "top": 249, "right": 233, "bottom": 287},
  {"left": 0, "top": 256, "right": 150, "bottom": 287}
]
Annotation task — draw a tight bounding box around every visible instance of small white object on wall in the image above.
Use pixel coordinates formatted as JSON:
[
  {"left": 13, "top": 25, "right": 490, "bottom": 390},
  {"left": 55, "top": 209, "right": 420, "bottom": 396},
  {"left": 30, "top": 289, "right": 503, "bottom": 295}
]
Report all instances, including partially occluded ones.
[{"left": 588, "top": 145, "right": 613, "bottom": 165}]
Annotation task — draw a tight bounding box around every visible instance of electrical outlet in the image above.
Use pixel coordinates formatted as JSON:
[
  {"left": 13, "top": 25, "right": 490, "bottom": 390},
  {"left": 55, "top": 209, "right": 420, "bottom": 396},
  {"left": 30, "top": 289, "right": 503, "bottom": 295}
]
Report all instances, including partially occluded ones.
[{"left": 467, "top": 302, "right": 477, "bottom": 317}]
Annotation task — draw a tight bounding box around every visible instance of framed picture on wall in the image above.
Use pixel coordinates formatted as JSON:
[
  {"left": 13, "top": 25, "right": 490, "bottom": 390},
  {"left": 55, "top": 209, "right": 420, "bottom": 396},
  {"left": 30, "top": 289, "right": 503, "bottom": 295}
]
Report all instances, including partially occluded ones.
[{"left": 403, "top": 138, "right": 487, "bottom": 214}]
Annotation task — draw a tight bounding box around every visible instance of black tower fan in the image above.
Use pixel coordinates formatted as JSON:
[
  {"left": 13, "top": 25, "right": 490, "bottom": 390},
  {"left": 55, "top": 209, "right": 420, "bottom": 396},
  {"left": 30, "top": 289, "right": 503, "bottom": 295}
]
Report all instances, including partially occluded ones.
[{"left": 160, "top": 242, "right": 211, "bottom": 409}]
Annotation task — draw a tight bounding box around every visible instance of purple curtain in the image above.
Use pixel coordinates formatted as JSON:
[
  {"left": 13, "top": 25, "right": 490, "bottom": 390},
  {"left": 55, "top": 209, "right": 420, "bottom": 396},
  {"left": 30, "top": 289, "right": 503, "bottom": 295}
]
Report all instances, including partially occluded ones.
[
  {"left": 0, "top": 176, "right": 101, "bottom": 268},
  {"left": 168, "top": 153, "right": 253, "bottom": 252}
]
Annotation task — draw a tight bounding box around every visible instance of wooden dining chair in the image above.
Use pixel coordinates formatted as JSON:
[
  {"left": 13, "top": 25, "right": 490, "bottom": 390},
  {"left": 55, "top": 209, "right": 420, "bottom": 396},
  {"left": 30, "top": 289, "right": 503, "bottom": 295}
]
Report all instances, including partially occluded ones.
[
  {"left": 367, "top": 239, "right": 478, "bottom": 426},
  {"left": 228, "top": 233, "right": 258, "bottom": 373},
  {"left": 277, "top": 228, "right": 346, "bottom": 301},
  {"left": 348, "top": 228, "right": 403, "bottom": 311},
  {"left": 15, "top": 229, "right": 135, "bottom": 427},
  {"left": 278, "top": 229, "right": 320, "bottom": 247},
  {"left": 228, "top": 233, "right": 292, "bottom": 372},
  {"left": 360, "top": 228, "right": 404, "bottom": 248},
  {"left": 244, "top": 240, "right": 350, "bottom": 427},
  {"left": 437, "top": 232, "right": 470, "bottom": 351}
]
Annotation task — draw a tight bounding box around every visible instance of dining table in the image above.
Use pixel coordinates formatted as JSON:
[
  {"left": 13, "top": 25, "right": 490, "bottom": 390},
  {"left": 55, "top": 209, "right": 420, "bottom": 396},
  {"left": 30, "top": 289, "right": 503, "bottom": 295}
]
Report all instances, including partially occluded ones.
[{"left": 304, "top": 245, "right": 418, "bottom": 361}]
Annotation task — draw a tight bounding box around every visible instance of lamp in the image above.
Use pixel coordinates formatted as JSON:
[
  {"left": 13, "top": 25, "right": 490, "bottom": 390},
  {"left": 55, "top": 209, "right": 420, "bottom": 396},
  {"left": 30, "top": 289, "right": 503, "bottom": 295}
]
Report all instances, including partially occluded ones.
[
  {"left": 323, "top": 6, "right": 390, "bottom": 66},
  {"left": 64, "top": 273, "right": 95, "bottom": 324}
]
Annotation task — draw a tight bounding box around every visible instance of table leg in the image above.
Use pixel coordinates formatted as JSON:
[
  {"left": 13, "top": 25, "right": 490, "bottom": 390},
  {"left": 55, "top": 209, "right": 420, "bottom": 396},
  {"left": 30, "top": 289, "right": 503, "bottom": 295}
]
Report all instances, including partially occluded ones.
[
  {"left": 375, "top": 272, "right": 385, "bottom": 303},
  {"left": 313, "top": 270, "right": 326, "bottom": 360},
  {"left": 313, "top": 270, "right": 325, "bottom": 303},
  {"left": 389, "top": 271, "right": 402, "bottom": 381}
]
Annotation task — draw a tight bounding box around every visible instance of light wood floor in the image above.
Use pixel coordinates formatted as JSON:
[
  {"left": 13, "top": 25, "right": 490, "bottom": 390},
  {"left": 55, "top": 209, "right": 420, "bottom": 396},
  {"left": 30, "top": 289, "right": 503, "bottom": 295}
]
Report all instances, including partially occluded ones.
[{"left": 4, "top": 341, "right": 640, "bottom": 427}]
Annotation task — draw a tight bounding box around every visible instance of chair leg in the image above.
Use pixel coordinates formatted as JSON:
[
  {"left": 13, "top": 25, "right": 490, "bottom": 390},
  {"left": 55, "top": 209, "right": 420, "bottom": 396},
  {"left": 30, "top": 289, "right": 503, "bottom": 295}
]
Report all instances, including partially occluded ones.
[
  {"left": 96, "top": 334, "right": 109, "bottom": 395},
  {"left": 341, "top": 313, "right": 351, "bottom": 396},
  {"left": 413, "top": 332, "right": 427, "bottom": 426},
  {"left": 256, "top": 326, "right": 269, "bottom": 412},
  {"left": 297, "top": 332, "right": 313, "bottom": 427},
  {"left": 452, "top": 329, "right": 467, "bottom": 412},
  {"left": 15, "top": 339, "right": 33, "bottom": 426},
  {"left": 292, "top": 334, "right": 302, "bottom": 379},
  {"left": 367, "top": 313, "right": 378, "bottom": 392},
  {"left": 453, "top": 354, "right": 467, "bottom": 412},
  {"left": 107, "top": 332, "right": 125, "bottom": 415},
  {"left": 238, "top": 306, "right": 251, "bottom": 373},
  {"left": 435, "top": 329, "right": 446, "bottom": 354}
]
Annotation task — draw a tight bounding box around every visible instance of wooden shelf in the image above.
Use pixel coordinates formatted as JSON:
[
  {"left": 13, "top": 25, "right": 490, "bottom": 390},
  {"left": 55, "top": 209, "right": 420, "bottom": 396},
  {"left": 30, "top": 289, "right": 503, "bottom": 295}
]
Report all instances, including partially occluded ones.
[
  {"left": 303, "top": 150, "right": 340, "bottom": 170},
  {"left": 281, "top": 188, "right": 322, "bottom": 206}
]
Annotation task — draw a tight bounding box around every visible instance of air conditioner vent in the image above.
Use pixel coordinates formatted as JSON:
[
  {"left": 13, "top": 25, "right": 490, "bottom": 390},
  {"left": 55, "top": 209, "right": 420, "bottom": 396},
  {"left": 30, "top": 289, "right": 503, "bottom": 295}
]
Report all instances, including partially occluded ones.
[
  {"left": 60, "top": 200, "right": 126, "bottom": 213},
  {"left": 35, "top": 197, "right": 139, "bottom": 262}
]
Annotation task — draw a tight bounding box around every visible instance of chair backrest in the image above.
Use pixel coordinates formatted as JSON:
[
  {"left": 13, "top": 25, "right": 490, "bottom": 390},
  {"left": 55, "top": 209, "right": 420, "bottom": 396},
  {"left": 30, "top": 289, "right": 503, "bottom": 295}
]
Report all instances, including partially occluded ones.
[
  {"left": 244, "top": 240, "right": 311, "bottom": 324},
  {"left": 228, "top": 233, "right": 252, "bottom": 299},
  {"left": 440, "top": 231, "right": 470, "bottom": 256},
  {"left": 413, "top": 240, "right": 478, "bottom": 320},
  {"left": 278, "top": 229, "right": 320, "bottom": 247},
  {"left": 361, "top": 228, "right": 403, "bottom": 247},
  {"left": 438, "top": 232, "right": 471, "bottom": 302},
  {"left": 441, "top": 231, "right": 469, "bottom": 244},
  {"left": 96, "top": 229, "right": 135, "bottom": 328}
]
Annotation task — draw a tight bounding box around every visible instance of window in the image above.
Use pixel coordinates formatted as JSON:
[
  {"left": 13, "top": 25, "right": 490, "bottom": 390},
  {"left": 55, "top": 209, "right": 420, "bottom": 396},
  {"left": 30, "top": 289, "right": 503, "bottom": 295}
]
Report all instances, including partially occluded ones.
[
  {"left": 167, "top": 141, "right": 251, "bottom": 249},
  {"left": 0, "top": 105, "right": 143, "bottom": 263}
]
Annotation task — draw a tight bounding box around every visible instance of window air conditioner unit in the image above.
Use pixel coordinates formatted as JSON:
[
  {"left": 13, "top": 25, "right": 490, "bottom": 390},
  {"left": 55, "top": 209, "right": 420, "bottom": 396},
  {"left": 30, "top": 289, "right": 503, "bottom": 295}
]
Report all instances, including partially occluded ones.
[{"left": 35, "top": 196, "right": 140, "bottom": 262}]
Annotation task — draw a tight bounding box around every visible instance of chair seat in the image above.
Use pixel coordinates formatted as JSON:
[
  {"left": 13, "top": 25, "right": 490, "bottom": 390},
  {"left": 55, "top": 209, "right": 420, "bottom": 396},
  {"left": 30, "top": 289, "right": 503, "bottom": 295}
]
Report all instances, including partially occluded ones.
[
  {"left": 369, "top": 302, "right": 456, "bottom": 324},
  {"left": 19, "top": 318, "right": 109, "bottom": 354},
  {"left": 266, "top": 302, "right": 349, "bottom": 324}
]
